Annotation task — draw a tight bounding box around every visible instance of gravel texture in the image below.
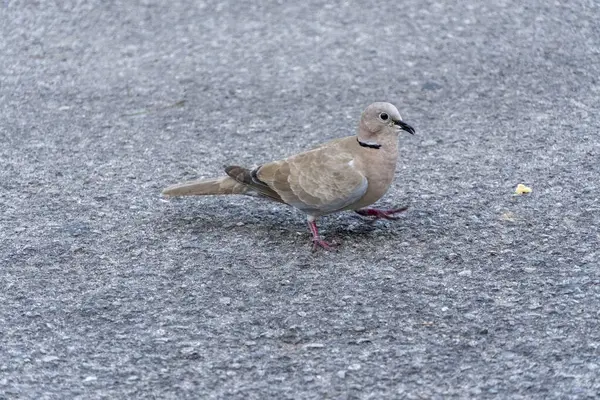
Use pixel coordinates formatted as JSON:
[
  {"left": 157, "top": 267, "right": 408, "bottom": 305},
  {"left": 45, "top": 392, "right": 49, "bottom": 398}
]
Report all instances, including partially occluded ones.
[{"left": 1, "top": 1, "right": 599, "bottom": 398}]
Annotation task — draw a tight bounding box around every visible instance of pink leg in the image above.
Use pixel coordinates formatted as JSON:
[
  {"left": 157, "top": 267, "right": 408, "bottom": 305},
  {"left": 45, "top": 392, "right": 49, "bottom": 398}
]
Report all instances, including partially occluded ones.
[
  {"left": 308, "top": 219, "right": 337, "bottom": 251},
  {"left": 355, "top": 206, "right": 409, "bottom": 221}
]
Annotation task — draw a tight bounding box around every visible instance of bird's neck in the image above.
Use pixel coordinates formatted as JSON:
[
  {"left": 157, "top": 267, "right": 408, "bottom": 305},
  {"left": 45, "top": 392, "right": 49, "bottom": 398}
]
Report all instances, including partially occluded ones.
[
  {"left": 356, "top": 131, "right": 399, "bottom": 151},
  {"left": 357, "top": 138, "right": 382, "bottom": 149}
]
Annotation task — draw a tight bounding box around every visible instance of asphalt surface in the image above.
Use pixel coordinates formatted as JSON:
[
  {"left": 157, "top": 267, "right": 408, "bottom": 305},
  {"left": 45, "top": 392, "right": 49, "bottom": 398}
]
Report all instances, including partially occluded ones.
[{"left": 1, "top": 1, "right": 599, "bottom": 399}]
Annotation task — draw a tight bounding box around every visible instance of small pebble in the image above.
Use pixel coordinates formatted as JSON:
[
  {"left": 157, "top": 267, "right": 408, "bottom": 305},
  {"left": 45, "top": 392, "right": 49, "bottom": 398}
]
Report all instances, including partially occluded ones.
[
  {"left": 303, "top": 343, "right": 325, "bottom": 349},
  {"left": 180, "top": 347, "right": 196, "bottom": 355},
  {"left": 219, "top": 297, "right": 231, "bottom": 305}
]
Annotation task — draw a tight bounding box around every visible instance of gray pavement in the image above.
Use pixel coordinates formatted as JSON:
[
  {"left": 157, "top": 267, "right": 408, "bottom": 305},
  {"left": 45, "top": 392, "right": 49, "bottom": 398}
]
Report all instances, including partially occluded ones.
[{"left": 1, "top": 1, "right": 599, "bottom": 398}]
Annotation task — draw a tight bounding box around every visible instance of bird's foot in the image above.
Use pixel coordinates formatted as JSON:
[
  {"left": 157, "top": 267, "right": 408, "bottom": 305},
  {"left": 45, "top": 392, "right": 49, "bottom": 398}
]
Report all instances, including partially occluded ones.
[
  {"left": 355, "top": 206, "right": 409, "bottom": 221},
  {"left": 312, "top": 237, "right": 338, "bottom": 252},
  {"left": 308, "top": 219, "right": 338, "bottom": 251}
]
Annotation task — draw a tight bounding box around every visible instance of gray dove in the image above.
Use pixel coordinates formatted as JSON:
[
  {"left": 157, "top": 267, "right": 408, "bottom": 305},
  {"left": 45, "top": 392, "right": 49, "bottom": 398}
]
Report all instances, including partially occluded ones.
[{"left": 162, "top": 102, "right": 415, "bottom": 250}]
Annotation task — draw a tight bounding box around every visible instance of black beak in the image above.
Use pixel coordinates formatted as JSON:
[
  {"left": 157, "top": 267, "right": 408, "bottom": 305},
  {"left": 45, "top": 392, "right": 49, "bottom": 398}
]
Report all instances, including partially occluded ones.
[{"left": 394, "top": 119, "right": 415, "bottom": 135}]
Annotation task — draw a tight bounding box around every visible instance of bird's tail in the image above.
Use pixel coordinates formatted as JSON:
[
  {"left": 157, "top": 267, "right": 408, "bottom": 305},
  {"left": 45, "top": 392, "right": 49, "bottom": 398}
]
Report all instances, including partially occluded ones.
[{"left": 162, "top": 176, "right": 247, "bottom": 197}]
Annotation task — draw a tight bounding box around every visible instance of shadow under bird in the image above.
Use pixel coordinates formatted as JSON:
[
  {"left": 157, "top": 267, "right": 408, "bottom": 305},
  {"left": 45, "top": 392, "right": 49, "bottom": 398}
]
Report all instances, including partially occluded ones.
[{"left": 162, "top": 102, "right": 415, "bottom": 250}]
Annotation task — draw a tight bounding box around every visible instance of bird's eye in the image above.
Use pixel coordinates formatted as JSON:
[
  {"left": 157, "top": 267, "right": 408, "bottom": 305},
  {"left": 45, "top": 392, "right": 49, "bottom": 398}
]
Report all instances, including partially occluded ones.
[{"left": 380, "top": 113, "right": 389, "bottom": 121}]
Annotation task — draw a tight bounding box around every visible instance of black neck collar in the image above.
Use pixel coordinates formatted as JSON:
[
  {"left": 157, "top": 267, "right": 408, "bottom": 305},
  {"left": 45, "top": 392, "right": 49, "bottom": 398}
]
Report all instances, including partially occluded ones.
[{"left": 357, "top": 138, "right": 381, "bottom": 149}]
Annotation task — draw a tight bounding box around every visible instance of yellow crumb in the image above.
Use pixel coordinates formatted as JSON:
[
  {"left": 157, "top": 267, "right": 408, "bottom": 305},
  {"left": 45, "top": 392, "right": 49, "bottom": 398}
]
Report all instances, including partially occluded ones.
[{"left": 514, "top": 184, "right": 532, "bottom": 195}]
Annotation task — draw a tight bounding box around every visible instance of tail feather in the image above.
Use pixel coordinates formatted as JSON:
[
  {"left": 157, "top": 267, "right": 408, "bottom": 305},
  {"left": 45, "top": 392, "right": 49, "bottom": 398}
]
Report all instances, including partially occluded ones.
[
  {"left": 225, "top": 165, "right": 284, "bottom": 203},
  {"left": 162, "top": 176, "right": 246, "bottom": 197}
]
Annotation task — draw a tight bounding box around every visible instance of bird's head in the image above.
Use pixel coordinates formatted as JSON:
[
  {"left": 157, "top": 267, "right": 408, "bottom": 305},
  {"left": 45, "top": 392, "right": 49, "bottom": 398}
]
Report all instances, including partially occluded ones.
[{"left": 357, "top": 102, "right": 415, "bottom": 147}]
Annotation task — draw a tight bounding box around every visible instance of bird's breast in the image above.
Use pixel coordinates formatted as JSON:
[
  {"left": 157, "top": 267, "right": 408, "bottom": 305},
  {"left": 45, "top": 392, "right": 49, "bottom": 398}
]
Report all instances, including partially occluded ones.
[{"left": 349, "top": 146, "right": 398, "bottom": 209}]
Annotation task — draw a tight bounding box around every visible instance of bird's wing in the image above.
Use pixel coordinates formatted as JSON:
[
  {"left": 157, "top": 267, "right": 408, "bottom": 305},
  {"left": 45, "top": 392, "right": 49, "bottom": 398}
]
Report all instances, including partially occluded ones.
[{"left": 255, "top": 141, "right": 367, "bottom": 215}]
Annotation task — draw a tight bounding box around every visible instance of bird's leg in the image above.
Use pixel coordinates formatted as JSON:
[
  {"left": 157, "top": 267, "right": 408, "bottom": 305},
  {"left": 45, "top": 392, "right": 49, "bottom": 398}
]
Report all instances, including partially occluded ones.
[
  {"left": 307, "top": 217, "right": 336, "bottom": 251},
  {"left": 355, "top": 206, "right": 409, "bottom": 221}
]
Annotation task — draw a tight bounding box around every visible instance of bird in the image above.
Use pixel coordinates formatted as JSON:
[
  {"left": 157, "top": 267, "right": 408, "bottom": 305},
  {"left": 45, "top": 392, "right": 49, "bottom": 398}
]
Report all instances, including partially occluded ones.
[{"left": 162, "top": 102, "right": 415, "bottom": 250}]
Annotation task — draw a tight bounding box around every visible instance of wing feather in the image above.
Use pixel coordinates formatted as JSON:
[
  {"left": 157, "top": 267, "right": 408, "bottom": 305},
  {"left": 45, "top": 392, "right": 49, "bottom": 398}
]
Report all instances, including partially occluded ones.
[{"left": 256, "top": 146, "right": 367, "bottom": 215}]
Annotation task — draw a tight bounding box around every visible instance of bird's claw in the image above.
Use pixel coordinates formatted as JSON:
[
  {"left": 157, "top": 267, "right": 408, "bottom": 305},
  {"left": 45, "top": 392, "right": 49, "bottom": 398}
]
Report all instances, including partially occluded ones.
[
  {"left": 355, "top": 206, "right": 409, "bottom": 221},
  {"left": 311, "top": 238, "right": 338, "bottom": 252}
]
